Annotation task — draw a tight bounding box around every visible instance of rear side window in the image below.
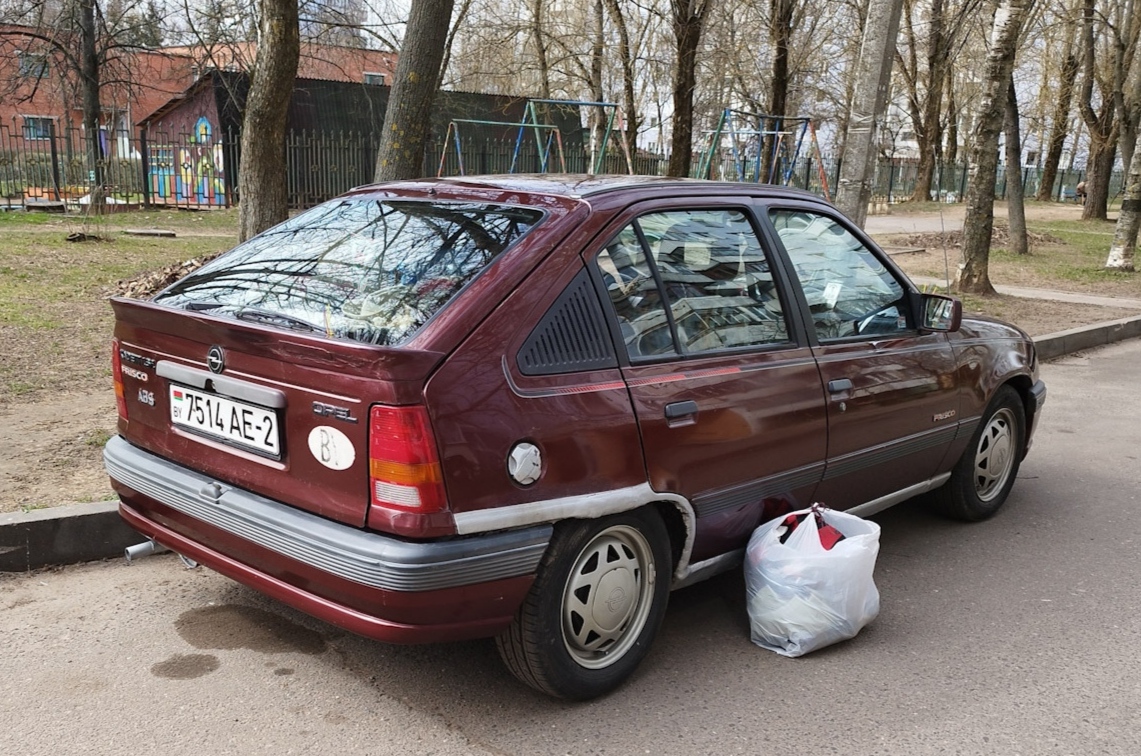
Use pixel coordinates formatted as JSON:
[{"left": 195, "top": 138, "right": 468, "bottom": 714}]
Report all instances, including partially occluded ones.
[{"left": 155, "top": 199, "right": 544, "bottom": 345}]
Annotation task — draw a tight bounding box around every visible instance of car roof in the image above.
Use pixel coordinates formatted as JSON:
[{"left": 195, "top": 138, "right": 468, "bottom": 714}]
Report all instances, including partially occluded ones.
[{"left": 349, "top": 174, "right": 825, "bottom": 203}]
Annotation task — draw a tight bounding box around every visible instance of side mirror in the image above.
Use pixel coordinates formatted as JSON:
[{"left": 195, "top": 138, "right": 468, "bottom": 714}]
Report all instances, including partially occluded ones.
[{"left": 920, "top": 293, "right": 962, "bottom": 333}]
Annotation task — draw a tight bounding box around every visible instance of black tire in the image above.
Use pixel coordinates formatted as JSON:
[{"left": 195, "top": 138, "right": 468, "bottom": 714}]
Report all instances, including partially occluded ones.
[
  {"left": 928, "top": 385, "right": 1026, "bottom": 521},
  {"left": 495, "top": 509, "right": 672, "bottom": 700}
]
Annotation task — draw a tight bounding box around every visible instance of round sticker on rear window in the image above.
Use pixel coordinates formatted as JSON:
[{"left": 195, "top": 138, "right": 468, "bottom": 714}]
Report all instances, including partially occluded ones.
[{"left": 308, "top": 426, "right": 355, "bottom": 470}]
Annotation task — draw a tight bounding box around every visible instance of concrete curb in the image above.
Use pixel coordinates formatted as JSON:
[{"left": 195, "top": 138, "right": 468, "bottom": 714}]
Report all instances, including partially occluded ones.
[
  {"left": 0, "top": 500, "right": 141, "bottom": 572},
  {"left": 3, "top": 315, "right": 1141, "bottom": 572},
  {"left": 1033, "top": 313, "right": 1141, "bottom": 361}
]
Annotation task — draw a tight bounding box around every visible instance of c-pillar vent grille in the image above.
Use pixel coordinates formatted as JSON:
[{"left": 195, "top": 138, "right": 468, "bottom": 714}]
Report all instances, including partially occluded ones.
[{"left": 517, "top": 269, "right": 617, "bottom": 376}]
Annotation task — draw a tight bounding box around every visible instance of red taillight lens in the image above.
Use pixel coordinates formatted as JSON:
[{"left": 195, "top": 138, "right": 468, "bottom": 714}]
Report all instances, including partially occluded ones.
[
  {"left": 111, "top": 339, "right": 128, "bottom": 420},
  {"left": 368, "top": 405, "right": 446, "bottom": 513}
]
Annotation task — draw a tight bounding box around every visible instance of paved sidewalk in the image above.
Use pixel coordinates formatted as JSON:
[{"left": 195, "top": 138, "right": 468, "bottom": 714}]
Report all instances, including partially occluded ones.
[
  {"left": 908, "top": 276, "right": 1141, "bottom": 310},
  {"left": 865, "top": 211, "right": 964, "bottom": 236}
]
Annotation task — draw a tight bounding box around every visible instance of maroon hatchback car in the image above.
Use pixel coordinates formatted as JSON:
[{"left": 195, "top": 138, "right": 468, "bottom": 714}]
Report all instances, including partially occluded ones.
[{"left": 105, "top": 176, "right": 1045, "bottom": 699}]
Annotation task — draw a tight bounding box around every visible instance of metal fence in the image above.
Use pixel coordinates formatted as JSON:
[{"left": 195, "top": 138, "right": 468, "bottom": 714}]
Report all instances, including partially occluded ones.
[
  {"left": 0, "top": 121, "right": 149, "bottom": 208},
  {"left": 0, "top": 122, "right": 1126, "bottom": 212}
]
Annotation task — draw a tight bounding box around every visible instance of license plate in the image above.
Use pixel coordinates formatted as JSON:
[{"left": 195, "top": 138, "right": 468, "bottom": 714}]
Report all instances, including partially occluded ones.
[{"left": 169, "top": 384, "right": 280, "bottom": 457}]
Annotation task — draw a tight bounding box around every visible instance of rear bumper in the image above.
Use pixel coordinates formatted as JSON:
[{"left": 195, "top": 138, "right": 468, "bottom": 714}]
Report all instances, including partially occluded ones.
[{"left": 105, "top": 435, "right": 551, "bottom": 643}]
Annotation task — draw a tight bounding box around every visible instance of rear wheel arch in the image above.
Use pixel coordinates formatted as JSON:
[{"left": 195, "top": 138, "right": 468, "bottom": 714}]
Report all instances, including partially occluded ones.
[
  {"left": 496, "top": 505, "right": 674, "bottom": 699},
  {"left": 651, "top": 500, "right": 688, "bottom": 575}
]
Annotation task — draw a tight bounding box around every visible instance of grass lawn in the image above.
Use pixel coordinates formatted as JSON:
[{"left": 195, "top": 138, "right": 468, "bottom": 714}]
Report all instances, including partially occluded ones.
[{"left": 0, "top": 209, "right": 237, "bottom": 400}]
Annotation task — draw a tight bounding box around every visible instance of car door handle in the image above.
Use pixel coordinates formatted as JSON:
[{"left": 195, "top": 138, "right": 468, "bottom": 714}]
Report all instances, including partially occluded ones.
[
  {"left": 664, "top": 400, "right": 699, "bottom": 419},
  {"left": 827, "top": 379, "right": 853, "bottom": 394}
]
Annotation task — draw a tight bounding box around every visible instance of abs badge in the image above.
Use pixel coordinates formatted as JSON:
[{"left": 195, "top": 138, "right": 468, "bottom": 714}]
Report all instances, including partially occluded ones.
[{"left": 308, "top": 426, "right": 355, "bottom": 470}]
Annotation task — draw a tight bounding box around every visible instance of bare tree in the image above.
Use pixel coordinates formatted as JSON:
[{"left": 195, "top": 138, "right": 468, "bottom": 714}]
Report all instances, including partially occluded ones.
[
  {"left": 0, "top": 0, "right": 176, "bottom": 207},
  {"left": 759, "top": 0, "right": 796, "bottom": 180},
  {"left": 435, "top": 0, "right": 473, "bottom": 90},
  {"left": 528, "top": 0, "right": 552, "bottom": 98},
  {"left": 1004, "top": 76, "right": 1029, "bottom": 255},
  {"left": 1105, "top": 137, "right": 1140, "bottom": 269},
  {"left": 237, "top": 0, "right": 299, "bottom": 241},
  {"left": 602, "top": 0, "right": 640, "bottom": 161},
  {"left": 374, "top": 0, "right": 455, "bottom": 181},
  {"left": 667, "top": 0, "right": 713, "bottom": 177},
  {"left": 1105, "top": 22, "right": 1141, "bottom": 270},
  {"left": 1076, "top": 0, "right": 1140, "bottom": 220},
  {"left": 1117, "top": 8, "right": 1141, "bottom": 187},
  {"left": 957, "top": 0, "right": 1037, "bottom": 294},
  {"left": 1037, "top": 0, "right": 1081, "bottom": 201},
  {"left": 835, "top": 0, "right": 904, "bottom": 226},
  {"left": 896, "top": 0, "right": 984, "bottom": 202}
]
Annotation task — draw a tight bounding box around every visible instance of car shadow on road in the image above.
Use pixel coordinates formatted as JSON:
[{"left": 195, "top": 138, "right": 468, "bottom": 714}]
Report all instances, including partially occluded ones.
[{"left": 197, "top": 496, "right": 1012, "bottom": 728}]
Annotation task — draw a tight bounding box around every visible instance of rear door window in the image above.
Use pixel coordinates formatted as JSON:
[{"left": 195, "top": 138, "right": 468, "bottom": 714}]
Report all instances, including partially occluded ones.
[
  {"left": 155, "top": 199, "right": 544, "bottom": 345},
  {"left": 595, "top": 208, "right": 790, "bottom": 359}
]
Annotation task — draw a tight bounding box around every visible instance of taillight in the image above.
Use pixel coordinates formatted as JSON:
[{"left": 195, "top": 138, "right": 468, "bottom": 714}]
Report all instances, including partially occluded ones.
[
  {"left": 368, "top": 405, "right": 446, "bottom": 514},
  {"left": 111, "top": 339, "right": 128, "bottom": 420}
]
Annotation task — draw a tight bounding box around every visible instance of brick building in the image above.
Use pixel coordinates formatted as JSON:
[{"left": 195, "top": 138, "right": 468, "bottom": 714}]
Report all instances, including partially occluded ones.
[{"left": 0, "top": 25, "right": 397, "bottom": 146}]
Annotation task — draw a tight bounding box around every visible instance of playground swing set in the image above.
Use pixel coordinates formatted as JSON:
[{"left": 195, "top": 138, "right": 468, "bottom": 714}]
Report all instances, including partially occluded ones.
[
  {"left": 437, "top": 98, "right": 635, "bottom": 177},
  {"left": 697, "top": 109, "right": 831, "bottom": 201}
]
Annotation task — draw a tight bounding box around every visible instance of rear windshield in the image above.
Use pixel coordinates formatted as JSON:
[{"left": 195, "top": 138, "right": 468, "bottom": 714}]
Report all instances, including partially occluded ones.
[{"left": 155, "top": 199, "right": 545, "bottom": 345}]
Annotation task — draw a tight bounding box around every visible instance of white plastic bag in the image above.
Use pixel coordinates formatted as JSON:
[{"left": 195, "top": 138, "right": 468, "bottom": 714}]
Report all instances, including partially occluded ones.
[{"left": 744, "top": 505, "right": 881, "bottom": 657}]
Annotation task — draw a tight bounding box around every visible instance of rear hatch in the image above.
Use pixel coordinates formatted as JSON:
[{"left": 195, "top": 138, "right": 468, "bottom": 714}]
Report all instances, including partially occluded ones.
[{"left": 112, "top": 196, "right": 545, "bottom": 528}]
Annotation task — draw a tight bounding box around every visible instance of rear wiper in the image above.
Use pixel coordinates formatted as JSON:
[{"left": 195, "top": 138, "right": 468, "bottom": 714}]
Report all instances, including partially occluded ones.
[
  {"left": 234, "top": 307, "right": 324, "bottom": 334},
  {"left": 183, "top": 300, "right": 225, "bottom": 312}
]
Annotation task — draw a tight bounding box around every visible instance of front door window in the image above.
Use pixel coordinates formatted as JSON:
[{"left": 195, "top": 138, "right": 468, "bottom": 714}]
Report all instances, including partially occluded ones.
[{"left": 769, "top": 210, "right": 909, "bottom": 340}]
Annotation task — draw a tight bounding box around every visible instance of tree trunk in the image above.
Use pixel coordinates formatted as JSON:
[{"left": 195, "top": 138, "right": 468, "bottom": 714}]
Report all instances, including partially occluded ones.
[
  {"left": 373, "top": 0, "right": 455, "bottom": 182},
  {"left": 530, "top": 0, "right": 551, "bottom": 99},
  {"left": 910, "top": 0, "right": 946, "bottom": 202},
  {"left": 435, "top": 0, "right": 473, "bottom": 91},
  {"left": 1004, "top": 77, "right": 1028, "bottom": 255},
  {"left": 1117, "top": 24, "right": 1141, "bottom": 191},
  {"left": 1037, "top": 1, "right": 1080, "bottom": 201},
  {"left": 944, "top": 63, "right": 959, "bottom": 165},
  {"left": 667, "top": 0, "right": 711, "bottom": 178},
  {"left": 603, "top": 0, "right": 639, "bottom": 163},
  {"left": 588, "top": 0, "right": 605, "bottom": 172},
  {"left": 79, "top": 0, "right": 104, "bottom": 210},
  {"left": 956, "top": 0, "right": 1035, "bottom": 295},
  {"left": 237, "top": 0, "right": 299, "bottom": 242},
  {"left": 912, "top": 143, "right": 938, "bottom": 202},
  {"left": 762, "top": 0, "right": 794, "bottom": 183},
  {"left": 1075, "top": 0, "right": 1125, "bottom": 221},
  {"left": 834, "top": 0, "right": 904, "bottom": 227},
  {"left": 1081, "top": 138, "right": 1116, "bottom": 220},
  {"left": 1105, "top": 130, "right": 1141, "bottom": 270}
]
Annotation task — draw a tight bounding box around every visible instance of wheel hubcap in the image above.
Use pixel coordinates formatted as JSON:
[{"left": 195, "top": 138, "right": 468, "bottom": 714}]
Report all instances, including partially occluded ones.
[
  {"left": 974, "top": 408, "right": 1017, "bottom": 502},
  {"left": 561, "top": 525, "right": 655, "bottom": 670}
]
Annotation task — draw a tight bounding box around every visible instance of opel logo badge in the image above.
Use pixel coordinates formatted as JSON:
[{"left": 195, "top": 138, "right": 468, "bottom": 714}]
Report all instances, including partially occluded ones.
[
  {"left": 605, "top": 587, "right": 627, "bottom": 613},
  {"left": 206, "top": 345, "right": 225, "bottom": 374}
]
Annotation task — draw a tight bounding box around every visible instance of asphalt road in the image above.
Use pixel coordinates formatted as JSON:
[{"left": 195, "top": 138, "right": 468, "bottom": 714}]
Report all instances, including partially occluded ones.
[{"left": 3, "top": 340, "right": 1140, "bottom": 756}]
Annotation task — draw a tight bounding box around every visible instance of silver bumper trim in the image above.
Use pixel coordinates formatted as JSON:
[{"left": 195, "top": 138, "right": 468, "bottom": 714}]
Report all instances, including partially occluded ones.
[{"left": 103, "top": 436, "right": 551, "bottom": 592}]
